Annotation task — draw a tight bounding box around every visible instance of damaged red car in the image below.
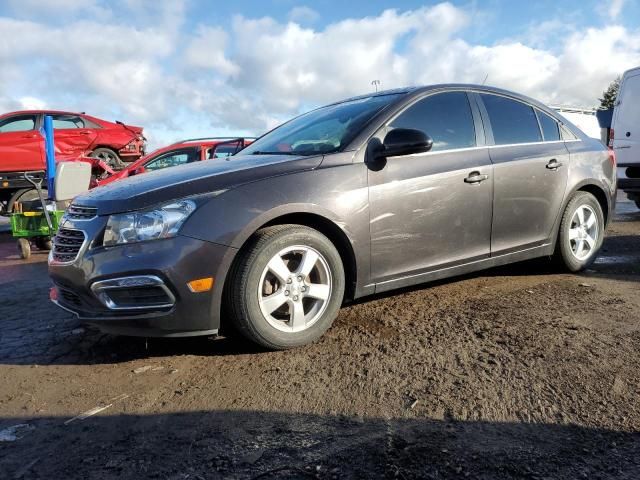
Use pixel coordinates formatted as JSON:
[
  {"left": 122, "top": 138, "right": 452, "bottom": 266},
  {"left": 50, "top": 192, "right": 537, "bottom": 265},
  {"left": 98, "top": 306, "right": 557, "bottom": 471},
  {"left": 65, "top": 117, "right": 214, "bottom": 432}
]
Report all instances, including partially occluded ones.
[
  {"left": 96, "top": 137, "right": 254, "bottom": 187},
  {"left": 0, "top": 110, "right": 145, "bottom": 213}
]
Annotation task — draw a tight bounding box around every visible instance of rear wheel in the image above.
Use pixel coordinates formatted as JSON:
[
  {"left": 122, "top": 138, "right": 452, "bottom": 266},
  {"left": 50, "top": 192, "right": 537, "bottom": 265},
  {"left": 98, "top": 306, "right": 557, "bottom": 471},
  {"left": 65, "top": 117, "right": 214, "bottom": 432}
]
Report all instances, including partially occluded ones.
[
  {"left": 90, "top": 147, "right": 125, "bottom": 171},
  {"left": 227, "top": 225, "right": 345, "bottom": 350},
  {"left": 555, "top": 191, "right": 604, "bottom": 272},
  {"left": 11, "top": 189, "right": 44, "bottom": 212}
]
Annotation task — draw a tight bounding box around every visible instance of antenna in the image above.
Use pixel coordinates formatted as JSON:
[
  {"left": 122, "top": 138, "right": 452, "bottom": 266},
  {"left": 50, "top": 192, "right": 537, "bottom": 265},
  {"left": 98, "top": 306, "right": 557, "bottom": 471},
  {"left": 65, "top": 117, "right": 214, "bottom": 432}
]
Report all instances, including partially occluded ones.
[
  {"left": 482, "top": 73, "right": 489, "bottom": 85},
  {"left": 371, "top": 80, "right": 381, "bottom": 92}
]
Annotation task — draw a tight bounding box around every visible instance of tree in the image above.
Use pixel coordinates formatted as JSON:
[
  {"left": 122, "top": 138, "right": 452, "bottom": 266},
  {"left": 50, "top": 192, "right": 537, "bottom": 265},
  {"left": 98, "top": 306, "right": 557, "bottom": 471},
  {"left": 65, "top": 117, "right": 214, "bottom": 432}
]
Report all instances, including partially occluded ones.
[{"left": 599, "top": 77, "right": 621, "bottom": 109}]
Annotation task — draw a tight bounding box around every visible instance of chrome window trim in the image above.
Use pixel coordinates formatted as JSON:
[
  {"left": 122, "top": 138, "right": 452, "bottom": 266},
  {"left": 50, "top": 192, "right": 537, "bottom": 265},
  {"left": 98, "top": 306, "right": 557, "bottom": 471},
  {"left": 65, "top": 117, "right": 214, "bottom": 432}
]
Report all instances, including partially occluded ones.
[
  {"left": 392, "top": 139, "right": 582, "bottom": 158},
  {"left": 90, "top": 275, "right": 176, "bottom": 310}
]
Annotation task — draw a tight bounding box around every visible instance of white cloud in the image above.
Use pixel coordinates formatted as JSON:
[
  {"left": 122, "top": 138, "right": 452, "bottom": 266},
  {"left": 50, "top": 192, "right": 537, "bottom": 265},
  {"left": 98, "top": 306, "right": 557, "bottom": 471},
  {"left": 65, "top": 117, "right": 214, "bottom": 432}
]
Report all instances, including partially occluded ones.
[
  {"left": 608, "top": 0, "right": 627, "bottom": 20},
  {"left": 0, "top": 2, "right": 639, "bottom": 147},
  {"left": 288, "top": 6, "right": 320, "bottom": 24},
  {"left": 184, "top": 26, "right": 239, "bottom": 76}
]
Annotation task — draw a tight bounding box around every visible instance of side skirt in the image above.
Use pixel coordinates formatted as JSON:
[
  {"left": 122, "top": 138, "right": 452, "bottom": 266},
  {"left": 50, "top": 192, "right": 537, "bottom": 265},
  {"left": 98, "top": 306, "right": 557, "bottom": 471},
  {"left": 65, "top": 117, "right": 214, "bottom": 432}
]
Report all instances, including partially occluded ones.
[{"left": 373, "top": 243, "right": 554, "bottom": 294}]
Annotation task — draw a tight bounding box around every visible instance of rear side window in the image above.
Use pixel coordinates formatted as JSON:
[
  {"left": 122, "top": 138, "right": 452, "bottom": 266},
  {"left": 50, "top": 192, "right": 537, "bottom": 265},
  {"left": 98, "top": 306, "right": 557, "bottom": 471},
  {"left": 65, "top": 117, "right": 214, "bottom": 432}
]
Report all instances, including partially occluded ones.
[
  {"left": 51, "top": 115, "right": 85, "bottom": 129},
  {"left": 390, "top": 91, "right": 476, "bottom": 151},
  {"left": 481, "top": 94, "right": 542, "bottom": 145},
  {"left": 0, "top": 115, "right": 36, "bottom": 133},
  {"left": 536, "top": 111, "right": 560, "bottom": 141}
]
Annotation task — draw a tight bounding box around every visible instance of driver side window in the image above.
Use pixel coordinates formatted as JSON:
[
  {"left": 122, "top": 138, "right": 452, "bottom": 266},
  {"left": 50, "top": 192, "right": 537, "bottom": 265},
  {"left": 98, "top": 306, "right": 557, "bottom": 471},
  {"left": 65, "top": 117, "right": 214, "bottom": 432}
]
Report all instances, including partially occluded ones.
[{"left": 390, "top": 92, "right": 476, "bottom": 152}]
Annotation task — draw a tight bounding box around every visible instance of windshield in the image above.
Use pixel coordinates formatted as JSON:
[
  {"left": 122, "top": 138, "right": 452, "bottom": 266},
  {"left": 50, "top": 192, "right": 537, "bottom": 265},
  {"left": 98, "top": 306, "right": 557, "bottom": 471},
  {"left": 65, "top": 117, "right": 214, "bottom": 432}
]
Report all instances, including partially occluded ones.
[{"left": 242, "top": 94, "right": 403, "bottom": 156}]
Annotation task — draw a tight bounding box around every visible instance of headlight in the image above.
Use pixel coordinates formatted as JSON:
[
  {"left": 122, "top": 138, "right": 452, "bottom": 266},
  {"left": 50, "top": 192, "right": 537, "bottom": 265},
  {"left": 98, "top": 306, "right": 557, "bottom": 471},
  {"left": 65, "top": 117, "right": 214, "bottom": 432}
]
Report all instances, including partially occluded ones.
[{"left": 103, "top": 200, "right": 196, "bottom": 246}]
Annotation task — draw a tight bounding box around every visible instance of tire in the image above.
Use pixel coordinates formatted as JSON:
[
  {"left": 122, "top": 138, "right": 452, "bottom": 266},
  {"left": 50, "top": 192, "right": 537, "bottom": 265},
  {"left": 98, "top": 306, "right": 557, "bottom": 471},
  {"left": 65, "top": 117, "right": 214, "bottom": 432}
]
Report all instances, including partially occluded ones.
[
  {"left": 35, "top": 237, "right": 52, "bottom": 251},
  {"left": 227, "top": 225, "right": 345, "bottom": 350},
  {"left": 90, "top": 148, "right": 125, "bottom": 171},
  {"left": 11, "top": 189, "right": 44, "bottom": 212},
  {"left": 555, "top": 191, "right": 605, "bottom": 272},
  {"left": 17, "top": 238, "right": 31, "bottom": 260}
]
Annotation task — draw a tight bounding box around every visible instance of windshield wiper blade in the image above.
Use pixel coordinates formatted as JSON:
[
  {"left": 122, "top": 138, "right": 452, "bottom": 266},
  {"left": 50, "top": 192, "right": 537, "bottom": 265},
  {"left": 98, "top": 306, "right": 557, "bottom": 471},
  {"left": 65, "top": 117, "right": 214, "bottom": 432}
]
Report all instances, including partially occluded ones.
[{"left": 250, "top": 151, "right": 300, "bottom": 156}]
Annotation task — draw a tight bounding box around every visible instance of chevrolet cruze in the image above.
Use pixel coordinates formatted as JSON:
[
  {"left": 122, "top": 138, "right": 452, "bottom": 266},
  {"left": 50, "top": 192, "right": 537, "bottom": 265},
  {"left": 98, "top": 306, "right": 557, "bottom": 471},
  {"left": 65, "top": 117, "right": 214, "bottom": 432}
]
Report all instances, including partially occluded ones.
[{"left": 49, "top": 85, "right": 616, "bottom": 349}]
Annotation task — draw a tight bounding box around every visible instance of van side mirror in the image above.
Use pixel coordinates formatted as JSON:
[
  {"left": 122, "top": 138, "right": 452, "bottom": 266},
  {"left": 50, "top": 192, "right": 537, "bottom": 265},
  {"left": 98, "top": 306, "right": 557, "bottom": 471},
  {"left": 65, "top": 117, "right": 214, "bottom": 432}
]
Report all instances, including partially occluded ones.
[{"left": 382, "top": 128, "right": 433, "bottom": 158}]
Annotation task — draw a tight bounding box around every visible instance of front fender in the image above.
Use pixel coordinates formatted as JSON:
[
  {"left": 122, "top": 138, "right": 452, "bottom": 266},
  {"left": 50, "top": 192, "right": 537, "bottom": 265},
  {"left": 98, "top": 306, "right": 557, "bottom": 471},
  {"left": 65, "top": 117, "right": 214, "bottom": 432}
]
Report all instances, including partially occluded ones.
[{"left": 180, "top": 162, "right": 373, "bottom": 294}]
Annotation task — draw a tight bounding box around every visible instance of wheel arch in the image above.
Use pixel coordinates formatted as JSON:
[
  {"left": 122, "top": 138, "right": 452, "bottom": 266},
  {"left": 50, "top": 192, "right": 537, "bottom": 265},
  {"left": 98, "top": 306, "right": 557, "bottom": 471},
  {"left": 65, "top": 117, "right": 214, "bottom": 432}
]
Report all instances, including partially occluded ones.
[
  {"left": 550, "top": 180, "right": 612, "bottom": 253},
  {"left": 226, "top": 211, "right": 358, "bottom": 304}
]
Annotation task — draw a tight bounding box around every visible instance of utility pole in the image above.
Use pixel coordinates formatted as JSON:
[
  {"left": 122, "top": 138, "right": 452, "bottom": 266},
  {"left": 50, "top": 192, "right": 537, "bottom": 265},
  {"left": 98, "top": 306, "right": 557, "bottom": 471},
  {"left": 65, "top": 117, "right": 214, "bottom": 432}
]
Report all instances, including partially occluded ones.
[{"left": 371, "top": 80, "right": 381, "bottom": 92}]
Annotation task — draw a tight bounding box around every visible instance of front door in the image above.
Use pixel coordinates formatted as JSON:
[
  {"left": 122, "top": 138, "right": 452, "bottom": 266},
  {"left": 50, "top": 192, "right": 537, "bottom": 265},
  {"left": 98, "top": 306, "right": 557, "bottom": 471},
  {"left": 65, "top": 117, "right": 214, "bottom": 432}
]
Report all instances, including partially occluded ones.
[
  {"left": 368, "top": 91, "right": 493, "bottom": 286},
  {"left": 478, "top": 93, "right": 569, "bottom": 254}
]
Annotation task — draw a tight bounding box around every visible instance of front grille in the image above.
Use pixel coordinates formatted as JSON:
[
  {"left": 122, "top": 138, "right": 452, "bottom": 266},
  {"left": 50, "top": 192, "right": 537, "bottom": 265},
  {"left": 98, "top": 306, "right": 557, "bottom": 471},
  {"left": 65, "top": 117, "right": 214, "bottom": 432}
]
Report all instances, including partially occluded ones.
[
  {"left": 66, "top": 204, "right": 97, "bottom": 220},
  {"left": 59, "top": 288, "right": 82, "bottom": 308},
  {"left": 52, "top": 228, "right": 85, "bottom": 262},
  {"left": 106, "top": 286, "right": 174, "bottom": 308}
]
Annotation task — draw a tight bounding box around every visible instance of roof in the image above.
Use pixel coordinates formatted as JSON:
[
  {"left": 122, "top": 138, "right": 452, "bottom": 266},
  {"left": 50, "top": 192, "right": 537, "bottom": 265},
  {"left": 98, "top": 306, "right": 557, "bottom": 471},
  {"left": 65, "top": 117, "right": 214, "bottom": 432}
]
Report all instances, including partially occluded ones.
[{"left": 0, "top": 109, "right": 81, "bottom": 117}]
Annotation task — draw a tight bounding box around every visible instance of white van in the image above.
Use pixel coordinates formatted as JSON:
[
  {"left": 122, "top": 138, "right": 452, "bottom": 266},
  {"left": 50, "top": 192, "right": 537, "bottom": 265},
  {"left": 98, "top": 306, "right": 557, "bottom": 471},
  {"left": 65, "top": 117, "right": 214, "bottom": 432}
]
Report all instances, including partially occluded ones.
[{"left": 611, "top": 66, "right": 640, "bottom": 209}]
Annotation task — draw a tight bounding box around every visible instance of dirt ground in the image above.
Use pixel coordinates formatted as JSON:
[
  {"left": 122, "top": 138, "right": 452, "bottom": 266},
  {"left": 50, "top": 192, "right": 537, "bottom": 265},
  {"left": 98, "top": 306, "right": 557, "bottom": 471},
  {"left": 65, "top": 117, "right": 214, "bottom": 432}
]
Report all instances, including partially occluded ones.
[{"left": 0, "top": 197, "right": 639, "bottom": 479}]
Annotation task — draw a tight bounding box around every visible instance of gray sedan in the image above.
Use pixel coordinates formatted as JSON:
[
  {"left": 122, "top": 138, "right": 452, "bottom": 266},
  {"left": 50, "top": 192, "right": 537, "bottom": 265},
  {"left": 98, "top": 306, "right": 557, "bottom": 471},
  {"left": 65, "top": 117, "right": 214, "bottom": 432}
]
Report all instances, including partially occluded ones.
[{"left": 49, "top": 85, "right": 616, "bottom": 349}]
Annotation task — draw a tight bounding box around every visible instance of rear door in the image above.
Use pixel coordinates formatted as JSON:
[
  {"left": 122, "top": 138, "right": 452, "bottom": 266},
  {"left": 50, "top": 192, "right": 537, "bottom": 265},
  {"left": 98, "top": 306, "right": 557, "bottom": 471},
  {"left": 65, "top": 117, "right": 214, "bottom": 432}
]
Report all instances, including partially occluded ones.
[
  {"left": 478, "top": 93, "right": 569, "bottom": 254},
  {"left": 0, "top": 114, "right": 44, "bottom": 171},
  {"left": 612, "top": 71, "right": 640, "bottom": 167},
  {"left": 50, "top": 114, "right": 99, "bottom": 159}
]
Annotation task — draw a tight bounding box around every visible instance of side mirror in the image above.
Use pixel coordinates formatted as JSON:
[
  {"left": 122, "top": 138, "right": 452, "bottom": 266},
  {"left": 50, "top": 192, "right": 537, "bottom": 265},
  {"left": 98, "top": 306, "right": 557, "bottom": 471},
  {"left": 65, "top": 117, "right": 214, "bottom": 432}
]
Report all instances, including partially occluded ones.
[
  {"left": 130, "top": 167, "right": 145, "bottom": 176},
  {"left": 381, "top": 128, "right": 433, "bottom": 158}
]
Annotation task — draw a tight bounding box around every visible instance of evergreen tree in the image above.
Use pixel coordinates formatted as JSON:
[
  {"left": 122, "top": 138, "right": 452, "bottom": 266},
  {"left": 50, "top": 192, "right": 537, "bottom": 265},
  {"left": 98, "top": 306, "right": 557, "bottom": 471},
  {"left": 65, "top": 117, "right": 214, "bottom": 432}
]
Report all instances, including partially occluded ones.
[{"left": 599, "top": 77, "right": 621, "bottom": 109}]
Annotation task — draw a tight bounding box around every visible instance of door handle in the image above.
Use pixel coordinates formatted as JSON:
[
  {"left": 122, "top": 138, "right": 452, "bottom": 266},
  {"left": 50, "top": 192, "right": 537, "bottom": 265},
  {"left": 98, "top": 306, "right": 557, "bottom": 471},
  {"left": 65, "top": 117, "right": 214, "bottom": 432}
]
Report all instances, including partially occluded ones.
[
  {"left": 546, "top": 159, "right": 563, "bottom": 170},
  {"left": 21, "top": 134, "right": 37, "bottom": 139},
  {"left": 79, "top": 131, "right": 92, "bottom": 135},
  {"left": 464, "top": 171, "right": 489, "bottom": 184}
]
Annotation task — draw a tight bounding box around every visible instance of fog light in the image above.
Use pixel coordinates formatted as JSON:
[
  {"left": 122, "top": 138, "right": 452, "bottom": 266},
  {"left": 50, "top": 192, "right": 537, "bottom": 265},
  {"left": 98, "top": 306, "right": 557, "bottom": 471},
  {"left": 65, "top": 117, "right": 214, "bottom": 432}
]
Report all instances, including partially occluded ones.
[{"left": 187, "top": 277, "right": 214, "bottom": 293}]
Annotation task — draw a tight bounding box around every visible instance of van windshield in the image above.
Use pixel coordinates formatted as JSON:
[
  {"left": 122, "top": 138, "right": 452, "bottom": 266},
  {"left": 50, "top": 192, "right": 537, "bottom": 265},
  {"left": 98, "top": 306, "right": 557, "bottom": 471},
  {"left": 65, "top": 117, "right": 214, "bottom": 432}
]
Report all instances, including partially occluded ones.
[{"left": 242, "top": 94, "right": 403, "bottom": 156}]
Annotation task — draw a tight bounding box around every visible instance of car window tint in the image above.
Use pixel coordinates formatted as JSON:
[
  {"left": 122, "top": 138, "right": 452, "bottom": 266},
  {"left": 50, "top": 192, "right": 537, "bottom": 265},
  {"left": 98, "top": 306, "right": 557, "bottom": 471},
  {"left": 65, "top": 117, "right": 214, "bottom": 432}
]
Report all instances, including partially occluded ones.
[
  {"left": 51, "top": 115, "right": 85, "bottom": 129},
  {"left": 0, "top": 115, "right": 36, "bottom": 133},
  {"left": 390, "top": 92, "right": 476, "bottom": 151},
  {"left": 537, "top": 111, "right": 560, "bottom": 141},
  {"left": 145, "top": 149, "right": 196, "bottom": 171},
  {"left": 211, "top": 143, "right": 242, "bottom": 158},
  {"left": 481, "top": 94, "right": 542, "bottom": 145}
]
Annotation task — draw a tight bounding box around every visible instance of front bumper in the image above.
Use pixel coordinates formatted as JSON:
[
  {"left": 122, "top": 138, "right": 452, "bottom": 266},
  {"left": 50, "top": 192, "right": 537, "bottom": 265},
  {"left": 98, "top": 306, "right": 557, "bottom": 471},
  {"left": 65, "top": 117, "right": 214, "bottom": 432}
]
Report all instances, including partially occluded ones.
[{"left": 49, "top": 232, "right": 236, "bottom": 337}]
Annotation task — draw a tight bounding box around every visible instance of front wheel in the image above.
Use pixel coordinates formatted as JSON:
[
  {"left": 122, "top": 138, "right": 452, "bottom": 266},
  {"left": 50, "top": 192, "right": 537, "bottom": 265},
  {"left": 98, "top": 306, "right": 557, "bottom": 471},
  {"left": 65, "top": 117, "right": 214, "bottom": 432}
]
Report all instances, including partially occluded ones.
[
  {"left": 555, "top": 191, "right": 604, "bottom": 272},
  {"left": 227, "top": 225, "right": 345, "bottom": 350}
]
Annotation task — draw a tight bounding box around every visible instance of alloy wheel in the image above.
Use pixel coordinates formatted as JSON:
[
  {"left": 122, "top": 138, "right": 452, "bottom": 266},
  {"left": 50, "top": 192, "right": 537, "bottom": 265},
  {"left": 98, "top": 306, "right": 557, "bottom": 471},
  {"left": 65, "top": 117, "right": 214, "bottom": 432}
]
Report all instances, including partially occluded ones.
[
  {"left": 257, "top": 245, "right": 332, "bottom": 333},
  {"left": 568, "top": 205, "right": 599, "bottom": 261}
]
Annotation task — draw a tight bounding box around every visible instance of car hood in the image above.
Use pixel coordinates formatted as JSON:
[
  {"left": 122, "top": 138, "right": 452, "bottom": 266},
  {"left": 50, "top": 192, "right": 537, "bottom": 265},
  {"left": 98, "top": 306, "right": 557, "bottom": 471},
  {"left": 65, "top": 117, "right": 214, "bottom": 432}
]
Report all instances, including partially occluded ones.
[{"left": 75, "top": 153, "right": 323, "bottom": 215}]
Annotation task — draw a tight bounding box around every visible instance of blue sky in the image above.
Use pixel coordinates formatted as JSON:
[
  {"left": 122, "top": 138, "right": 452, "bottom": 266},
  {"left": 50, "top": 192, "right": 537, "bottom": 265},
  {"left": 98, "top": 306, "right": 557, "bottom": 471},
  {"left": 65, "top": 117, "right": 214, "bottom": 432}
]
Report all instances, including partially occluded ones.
[{"left": 0, "top": 0, "right": 638, "bottom": 147}]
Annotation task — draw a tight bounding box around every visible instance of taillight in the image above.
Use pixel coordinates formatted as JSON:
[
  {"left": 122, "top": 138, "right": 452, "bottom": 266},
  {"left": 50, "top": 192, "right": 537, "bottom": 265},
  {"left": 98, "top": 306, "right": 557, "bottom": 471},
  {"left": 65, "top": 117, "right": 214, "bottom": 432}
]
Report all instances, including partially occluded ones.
[
  {"left": 608, "top": 128, "right": 614, "bottom": 148},
  {"left": 608, "top": 147, "right": 616, "bottom": 167}
]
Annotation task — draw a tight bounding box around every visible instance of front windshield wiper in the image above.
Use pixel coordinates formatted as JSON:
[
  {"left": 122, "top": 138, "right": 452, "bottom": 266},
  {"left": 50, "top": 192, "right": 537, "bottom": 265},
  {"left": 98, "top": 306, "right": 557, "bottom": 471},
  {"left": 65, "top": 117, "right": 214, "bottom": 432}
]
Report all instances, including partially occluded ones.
[{"left": 250, "top": 151, "right": 301, "bottom": 156}]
